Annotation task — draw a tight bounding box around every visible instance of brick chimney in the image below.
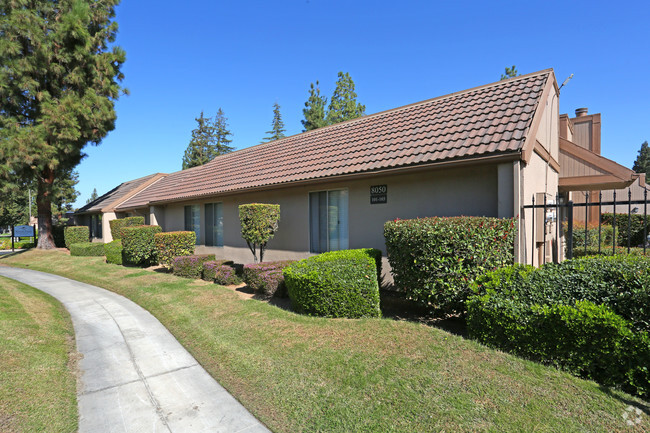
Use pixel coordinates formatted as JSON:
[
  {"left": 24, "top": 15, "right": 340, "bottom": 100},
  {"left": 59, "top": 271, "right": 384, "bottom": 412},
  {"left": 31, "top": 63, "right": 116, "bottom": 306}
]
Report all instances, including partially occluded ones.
[{"left": 575, "top": 107, "right": 588, "bottom": 117}]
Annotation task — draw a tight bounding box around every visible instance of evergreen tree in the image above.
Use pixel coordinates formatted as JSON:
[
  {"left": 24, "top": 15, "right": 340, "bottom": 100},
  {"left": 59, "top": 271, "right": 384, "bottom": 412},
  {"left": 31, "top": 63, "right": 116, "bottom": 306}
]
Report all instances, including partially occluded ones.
[
  {"left": 262, "top": 102, "right": 287, "bottom": 142},
  {"left": 501, "top": 65, "right": 519, "bottom": 80},
  {"left": 0, "top": 0, "right": 126, "bottom": 249},
  {"left": 181, "top": 109, "right": 234, "bottom": 169},
  {"left": 86, "top": 188, "right": 99, "bottom": 204},
  {"left": 0, "top": 181, "right": 29, "bottom": 228},
  {"left": 326, "top": 72, "right": 366, "bottom": 125},
  {"left": 632, "top": 140, "right": 650, "bottom": 176},
  {"left": 52, "top": 170, "right": 80, "bottom": 213},
  {"left": 302, "top": 81, "right": 329, "bottom": 131}
]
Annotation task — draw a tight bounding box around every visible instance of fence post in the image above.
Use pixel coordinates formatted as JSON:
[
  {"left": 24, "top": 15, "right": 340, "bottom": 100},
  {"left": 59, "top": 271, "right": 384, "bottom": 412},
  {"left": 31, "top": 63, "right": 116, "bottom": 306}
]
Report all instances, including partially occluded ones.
[
  {"left": 531, "top": 194, "right": 536, "bottom": 266},
  {"left": 643, "top": 189, "right": 648, "bottom": 255},
  {"left": 627, "top": 189, "right": 632, "bottom": 254},
  {"left": 598, "top": 192, "right": 602, "bottom": 254},
  {"left": 11, "top": 225, "right": 14, "bottom": 252},
  {"left": 613, "top": 190, "right": 617, "bottom": 256},
  {"left": 585, "top": 191, "right": 589, "bottom": 255},
  {"left": 543, "top": 194, "right": 547, "bottom": 265},
  {"left": 567, "top": 201, "right": 574, "bottom": 259}
]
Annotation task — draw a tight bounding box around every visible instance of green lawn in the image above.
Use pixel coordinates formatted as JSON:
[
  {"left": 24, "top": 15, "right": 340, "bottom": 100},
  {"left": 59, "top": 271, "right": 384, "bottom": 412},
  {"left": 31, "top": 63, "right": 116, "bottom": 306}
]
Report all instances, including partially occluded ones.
[
  {"left": 0, "top": 274, "right": 78, "bottom": 433},
  {"left": 2, "top": 249, "right": 649, "bottom": 432}
]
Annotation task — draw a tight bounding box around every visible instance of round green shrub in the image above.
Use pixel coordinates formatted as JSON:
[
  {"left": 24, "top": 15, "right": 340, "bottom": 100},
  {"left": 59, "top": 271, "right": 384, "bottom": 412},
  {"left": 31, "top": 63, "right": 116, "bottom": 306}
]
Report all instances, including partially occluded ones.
[{"left": 284, "top": 249, "right": 381, "bottom": 318}]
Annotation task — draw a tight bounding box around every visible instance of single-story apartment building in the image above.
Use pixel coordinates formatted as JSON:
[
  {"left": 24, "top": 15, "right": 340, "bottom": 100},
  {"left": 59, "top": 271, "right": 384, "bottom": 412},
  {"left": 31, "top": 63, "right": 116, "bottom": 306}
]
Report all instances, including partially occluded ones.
[
  {"left": 76, "top": 173, "right": 166, "bottom": 240},
  {"left": 79, "top": 68, "right": 642, "bottom": 272}
]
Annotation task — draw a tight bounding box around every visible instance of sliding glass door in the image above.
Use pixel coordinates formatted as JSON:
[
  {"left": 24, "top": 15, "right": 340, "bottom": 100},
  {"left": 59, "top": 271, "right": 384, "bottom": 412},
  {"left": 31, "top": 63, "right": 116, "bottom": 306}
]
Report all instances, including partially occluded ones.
[
  {"left": 204, "top": 202, "right": 223, "bottom": 247},
  {"left": 309, "top": 190, "right": 348, "bottom": 253}
]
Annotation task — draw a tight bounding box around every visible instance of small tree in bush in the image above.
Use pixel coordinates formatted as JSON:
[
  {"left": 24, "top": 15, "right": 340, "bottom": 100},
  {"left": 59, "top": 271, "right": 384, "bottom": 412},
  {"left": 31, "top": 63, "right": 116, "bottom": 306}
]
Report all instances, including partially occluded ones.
[
  {"left": 109, "top": 216, "right": 145, "bottom": 240},
  {"left": 239, "top": 203, "right": 280, "bottom": 263},
  {"left": 121, "top": 225, "right": 162, "bottom": 266},
  {"left": 155, "top": 231, "right": 196, "bottom": 266},
  {"left": 64, "top": 226, "right": 90, "bottom": 249}
]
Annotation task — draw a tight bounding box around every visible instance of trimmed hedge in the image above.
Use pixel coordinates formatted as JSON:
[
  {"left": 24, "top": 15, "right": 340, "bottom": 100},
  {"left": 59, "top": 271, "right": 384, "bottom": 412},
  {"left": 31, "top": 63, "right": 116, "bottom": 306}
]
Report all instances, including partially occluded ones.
[
  {"left": 70, "top": 242, "right": 105, "bottom": 257},
  {"left": 572, "top": 246, "right": 647, "bottom": 258},
  {"left": 243, "top": 260, "right": 295, "bottom": 298},
  {"left": 121, "top": 225, "right": 162, "bottom": 266},
  {"left": 172, "top": 254, "right": 216, "bottom": 279},
  {"left": 284, "top": 249, "right": 381, "bottom": 318},
  {"left": 64, "top": 226, "right": 90, "bottom": 249},
  {"left": 105, "top": 240, "right": 123, "bottom": 265},
  {"left": 602, "top": 213, "right": 650, "bottom": 247},
  {"left": 109, "top": 216, "right": 145, "bottom": 240},
  {"left": 203, "top": 261, "right": 240, "bottom": 285},
  {"left": 155, "top": 231, "right": 196, "bottom": 266},
  {"left": 468, "top": 256, "right": 650, "bottom": 397},
  {"left": 384, "top": 216, "right": 516, "bottom": 315}
]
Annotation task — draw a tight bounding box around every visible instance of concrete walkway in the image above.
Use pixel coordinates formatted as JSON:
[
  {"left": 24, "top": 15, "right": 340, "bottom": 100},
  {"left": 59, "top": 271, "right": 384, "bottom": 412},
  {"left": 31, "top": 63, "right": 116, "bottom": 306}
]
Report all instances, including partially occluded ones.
[{"left": 0, "top": 266, "right": 271, "bottom": 433}]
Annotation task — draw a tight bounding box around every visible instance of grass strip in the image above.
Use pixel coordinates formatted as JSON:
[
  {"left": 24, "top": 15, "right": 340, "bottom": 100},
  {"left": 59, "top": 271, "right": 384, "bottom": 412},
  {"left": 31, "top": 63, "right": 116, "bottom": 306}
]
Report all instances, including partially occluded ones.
[
  {"left": 0, "top": 274, "right": 78, "bottom": 433},
  {"left": 1, "top": 250, "right": 649, "bottom": 432}
]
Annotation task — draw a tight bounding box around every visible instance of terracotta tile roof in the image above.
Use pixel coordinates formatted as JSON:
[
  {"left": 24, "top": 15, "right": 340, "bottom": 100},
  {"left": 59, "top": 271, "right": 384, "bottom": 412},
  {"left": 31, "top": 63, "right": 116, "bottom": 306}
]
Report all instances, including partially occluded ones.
[
  {"left": 117, "top": 70, "right": 551, "bottom": 210},
  {"left": 76, "top": 173, "right": 166, "bottom": 214}
]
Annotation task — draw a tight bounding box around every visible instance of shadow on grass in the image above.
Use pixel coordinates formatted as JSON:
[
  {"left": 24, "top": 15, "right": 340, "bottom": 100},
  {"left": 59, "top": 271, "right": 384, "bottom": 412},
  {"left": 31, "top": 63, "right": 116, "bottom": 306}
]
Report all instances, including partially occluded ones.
[
  {"left": 598, "top": 385, "right": 650, "bottom": 413},
  {"left": 379, "top": 291, "right": 468, "bottom": 338}
]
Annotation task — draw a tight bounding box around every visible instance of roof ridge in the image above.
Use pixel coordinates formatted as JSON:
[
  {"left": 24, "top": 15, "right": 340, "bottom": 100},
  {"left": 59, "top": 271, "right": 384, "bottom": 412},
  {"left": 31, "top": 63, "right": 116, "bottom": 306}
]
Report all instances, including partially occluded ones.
[{"left": 199, "top": 68, "right": 554, "bottom": 165}]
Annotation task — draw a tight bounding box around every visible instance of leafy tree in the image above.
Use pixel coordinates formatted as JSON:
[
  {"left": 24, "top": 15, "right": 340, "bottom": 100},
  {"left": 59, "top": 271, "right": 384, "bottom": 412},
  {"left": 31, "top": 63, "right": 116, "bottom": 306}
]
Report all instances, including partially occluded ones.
[
  {"left": 52, "top": 169, "right": 80, "bottom": 214},
  {"left": 262, "top": 102, "right": 287, "bottom": 143},
  {"left": 302, "top": 81, "right": 328, "bottom": 131},
  {"left": 501, "top": 65, "right": 519, "bottom": 80},
  {"left": 327, "top": 72, "right": 366, "bottom": 125},
  {"left": 0, "top": 181, "right": 29, "bottom": 228},
  {"left": 632, "top": 141, "right": 650, "bottom": 176},
  {"left": 239, "top": 203, "right": 280, "bottom": 263},
  {"left": 182, "top": 109, "right": 234, "bottom": 169},
  {"left": 86, "top": 188, "right": 99, "bottom": 204},
  {"left": 0, "top": 0, "right": 126, "bottom": 249}
]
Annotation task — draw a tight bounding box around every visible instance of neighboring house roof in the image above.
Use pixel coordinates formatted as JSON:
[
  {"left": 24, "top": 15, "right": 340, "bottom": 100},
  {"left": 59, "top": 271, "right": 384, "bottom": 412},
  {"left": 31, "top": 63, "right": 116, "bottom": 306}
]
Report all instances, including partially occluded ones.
[
  {"left": 558, "top": 137, "right": 640, "bottom": 192},
  {"left": 116, "top": 69, "right": 554, "bottom": 210},
  {"left": 75, "top": 173, "right": 167, "bottom": 214}
]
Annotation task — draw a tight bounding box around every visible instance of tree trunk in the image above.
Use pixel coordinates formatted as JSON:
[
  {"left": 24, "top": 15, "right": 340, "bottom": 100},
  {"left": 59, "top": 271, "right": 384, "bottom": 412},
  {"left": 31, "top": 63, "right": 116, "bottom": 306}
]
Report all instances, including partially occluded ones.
[{"left": 36, "top": 168, "right": 55, "bottom": 249}]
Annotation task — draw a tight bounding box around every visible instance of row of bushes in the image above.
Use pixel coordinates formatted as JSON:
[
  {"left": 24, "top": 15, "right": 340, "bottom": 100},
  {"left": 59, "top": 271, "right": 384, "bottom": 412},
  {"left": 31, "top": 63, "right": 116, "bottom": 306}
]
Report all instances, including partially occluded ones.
[
  {"left": 467, "top": 256, "right": 650, "bottom": 397},
  {"left": 602, "top": 213, "right": 650, "bottom": 247},
  {"left": 563, "top": 221, "right": 614, "bottom": 249}
]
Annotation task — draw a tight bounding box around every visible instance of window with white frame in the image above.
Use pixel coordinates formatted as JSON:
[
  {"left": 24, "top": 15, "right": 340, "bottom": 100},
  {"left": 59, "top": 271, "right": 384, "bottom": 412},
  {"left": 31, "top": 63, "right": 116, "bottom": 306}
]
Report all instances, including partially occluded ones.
[
  {"left": 204, "top": 202, "right": 223, "bottom": 247},
  {"left": 309, "top": 189, "right": 349, "bottom": 253},
  {"left": 184, "top": 204, "right": 200, "bottom": 244}
]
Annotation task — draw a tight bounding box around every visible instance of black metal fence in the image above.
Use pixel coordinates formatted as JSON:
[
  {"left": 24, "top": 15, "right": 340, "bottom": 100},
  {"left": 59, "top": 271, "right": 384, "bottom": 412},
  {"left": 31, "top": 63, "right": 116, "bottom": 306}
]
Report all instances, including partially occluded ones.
[{"left": 522, "top": 188, "right": 649, "bottom": 265}]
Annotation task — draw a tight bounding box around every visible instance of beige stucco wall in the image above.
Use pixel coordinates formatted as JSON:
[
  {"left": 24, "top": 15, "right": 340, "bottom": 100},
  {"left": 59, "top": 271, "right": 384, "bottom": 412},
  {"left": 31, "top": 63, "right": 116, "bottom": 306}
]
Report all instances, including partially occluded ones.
[
  {"left": 160, "top": 163, "right": 499, "bottom": 255},
  {"left": 101, "top": 211, "right": 117, "bottom": 242}
]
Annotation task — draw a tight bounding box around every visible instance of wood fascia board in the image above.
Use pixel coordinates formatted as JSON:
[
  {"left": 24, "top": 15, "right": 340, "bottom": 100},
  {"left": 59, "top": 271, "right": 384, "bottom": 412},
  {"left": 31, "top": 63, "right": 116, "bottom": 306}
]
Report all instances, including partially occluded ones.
[
  {"left": 559, "top": 137, "right": 635, "bottom": 180},
  {"left": 521, "top": 71, "right": 556, "bottom": 164},
  {"left": 133, "top": 152, "right": 522, "bottom": 208},
  {"left": 104, "top": 174, "right": 167, "bottom": 212},
  {"left": 559, "top": 174, "right": 636, "bottom": 192},
  {"left": 533, "top": 139, "right": 560, "bottom": 172}
]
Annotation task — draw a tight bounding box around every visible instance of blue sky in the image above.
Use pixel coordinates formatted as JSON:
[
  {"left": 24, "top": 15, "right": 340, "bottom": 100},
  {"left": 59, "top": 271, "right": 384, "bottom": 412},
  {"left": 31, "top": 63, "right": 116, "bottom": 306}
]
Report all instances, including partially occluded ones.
[{"left": 74, "top": 0, "right": 650, "bottom": 206}]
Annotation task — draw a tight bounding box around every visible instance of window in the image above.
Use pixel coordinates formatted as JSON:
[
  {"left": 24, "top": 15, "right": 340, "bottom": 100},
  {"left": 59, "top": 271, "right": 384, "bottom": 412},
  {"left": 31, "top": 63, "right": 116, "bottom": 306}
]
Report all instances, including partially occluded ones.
[
  {"left": 95, "top": 215, "right": 102, "bottom": 239},
  {"left": 204, "top": 202, "right": 223, "bottom": 247},
  {"left": 309, "top": 189, "right": 348, "bottom": 253},
  {"left": 184, "top": 205, "right": 200, "bottom": 244}
]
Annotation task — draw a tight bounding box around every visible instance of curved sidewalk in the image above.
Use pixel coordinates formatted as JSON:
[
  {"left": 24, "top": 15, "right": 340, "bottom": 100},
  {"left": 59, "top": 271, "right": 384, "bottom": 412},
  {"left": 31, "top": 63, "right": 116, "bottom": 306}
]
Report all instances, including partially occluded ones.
[{"left": 0, "top": 266, "right": 270, "bottom": 433}]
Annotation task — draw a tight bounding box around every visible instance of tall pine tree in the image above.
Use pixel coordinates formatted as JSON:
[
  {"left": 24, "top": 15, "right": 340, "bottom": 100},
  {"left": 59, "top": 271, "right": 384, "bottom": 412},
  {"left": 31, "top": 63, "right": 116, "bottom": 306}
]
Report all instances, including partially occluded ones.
[
  {"left": 500, "top": 65, "right": 519, "bottom": 80},
  {"left": 181, "top": 109, "right": 234, "bottom": 169},
  {"left": 326, "top": 72, "right": 366, "bottom": 125},
  {"left": 86, "top": 188, "right": 99, "bottom": 204},
  {"left": 632, "top": 140, "right": 650, "bottom": 176},
  {"left": 302, "top": 81, "right": 328, "bottom": 131},
  {"left": 0, "top": 0, "right": 126, "bottom": 248},
  {"left": 262, "top": 102, "right": 287, "bottom": 142}
]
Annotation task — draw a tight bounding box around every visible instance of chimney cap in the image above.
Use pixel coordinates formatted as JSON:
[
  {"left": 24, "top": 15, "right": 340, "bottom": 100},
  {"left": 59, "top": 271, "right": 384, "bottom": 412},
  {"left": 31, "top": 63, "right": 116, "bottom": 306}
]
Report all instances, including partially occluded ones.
[{"left": 575, "top": 107, "right": 589, "bottom": 117}]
